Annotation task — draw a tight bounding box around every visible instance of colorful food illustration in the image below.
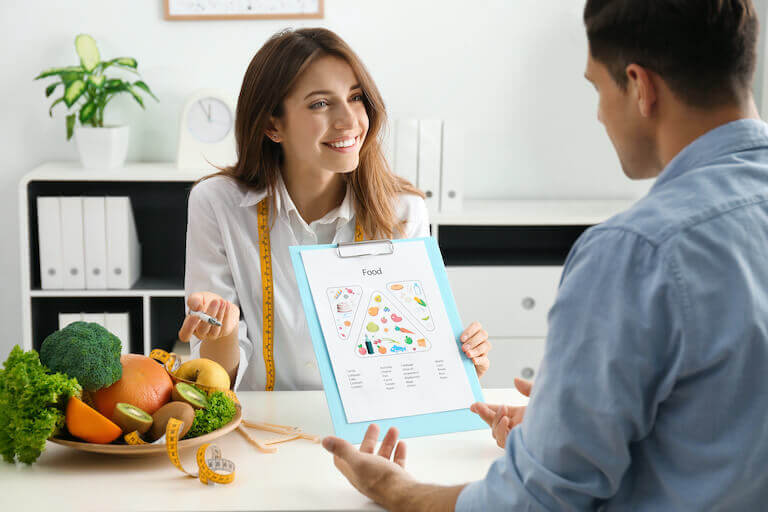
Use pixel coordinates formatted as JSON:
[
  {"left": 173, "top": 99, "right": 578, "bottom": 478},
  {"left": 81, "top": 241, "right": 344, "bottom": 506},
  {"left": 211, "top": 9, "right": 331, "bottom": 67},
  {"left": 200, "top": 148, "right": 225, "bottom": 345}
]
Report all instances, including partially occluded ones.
[
  {"left": 387, "top": 281, "right": 435, "bottom": 331},
  {"left": 327, "top": 286, "right": 363, "bottom": 339},
  {"left": 355, "top": 290, "right": 431, "bottom": 357}
]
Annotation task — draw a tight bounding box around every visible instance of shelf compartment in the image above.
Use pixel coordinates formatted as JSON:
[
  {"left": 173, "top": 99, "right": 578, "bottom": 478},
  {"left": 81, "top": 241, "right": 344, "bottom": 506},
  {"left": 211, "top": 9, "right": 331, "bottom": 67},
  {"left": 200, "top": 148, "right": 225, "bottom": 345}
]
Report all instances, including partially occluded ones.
[
  {"left": 26, "top": 180, "right": 191, "bottom": 290},
  {"left": 150, "top": 297, "right": 186, "bottom": 353},
  {"left": 438, "top": 225, "right": 590, "bottom": 266},
  {"left": 30, "top": 297, "right": 143, "bottom": 353}
]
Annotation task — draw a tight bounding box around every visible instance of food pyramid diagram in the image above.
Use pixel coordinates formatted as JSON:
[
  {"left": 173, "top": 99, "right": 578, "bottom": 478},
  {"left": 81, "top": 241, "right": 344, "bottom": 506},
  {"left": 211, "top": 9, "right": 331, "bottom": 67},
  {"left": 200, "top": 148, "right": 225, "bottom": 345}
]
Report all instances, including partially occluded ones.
[
  {"left": 355, "top": 290, "right": 431, "bottom": 358},
  {"left": 326, "top": 286, "right": 363, "bottom": 340}
]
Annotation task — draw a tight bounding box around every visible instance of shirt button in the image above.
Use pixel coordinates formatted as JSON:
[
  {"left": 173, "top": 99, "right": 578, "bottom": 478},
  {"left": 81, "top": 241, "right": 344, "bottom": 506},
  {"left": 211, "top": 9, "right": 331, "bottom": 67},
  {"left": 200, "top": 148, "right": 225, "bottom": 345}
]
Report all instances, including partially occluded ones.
[{"left": 304, "top": 361, "right": 317, "bottom": 370}]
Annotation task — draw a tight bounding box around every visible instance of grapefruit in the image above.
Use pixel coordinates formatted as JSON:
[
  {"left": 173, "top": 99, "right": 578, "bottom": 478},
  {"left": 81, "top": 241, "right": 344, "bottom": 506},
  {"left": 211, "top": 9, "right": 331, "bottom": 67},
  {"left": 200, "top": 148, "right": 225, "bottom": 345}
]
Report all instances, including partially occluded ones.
[{"left": 91, "top": 354, "right": 173, "bottom": 418}]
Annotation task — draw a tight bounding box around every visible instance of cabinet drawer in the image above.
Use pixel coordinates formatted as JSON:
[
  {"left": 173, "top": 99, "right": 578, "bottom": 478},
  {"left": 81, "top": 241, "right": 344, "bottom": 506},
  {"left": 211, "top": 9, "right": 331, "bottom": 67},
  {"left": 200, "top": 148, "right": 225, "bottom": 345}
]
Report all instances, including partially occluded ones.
[
  {"left": 447, "top": 266, "right": 562, "bottom": 337},
  {"left": 480, "top": 337, "right": 546, "bottom": 389}
]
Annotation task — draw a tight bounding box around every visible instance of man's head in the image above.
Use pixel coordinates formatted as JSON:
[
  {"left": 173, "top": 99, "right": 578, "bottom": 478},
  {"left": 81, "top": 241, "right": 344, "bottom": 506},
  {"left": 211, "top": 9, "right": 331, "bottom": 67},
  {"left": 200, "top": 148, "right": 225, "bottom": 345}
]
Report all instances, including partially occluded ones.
[{"left": 583, "top": 0, "right": 760, "bottom": 179}]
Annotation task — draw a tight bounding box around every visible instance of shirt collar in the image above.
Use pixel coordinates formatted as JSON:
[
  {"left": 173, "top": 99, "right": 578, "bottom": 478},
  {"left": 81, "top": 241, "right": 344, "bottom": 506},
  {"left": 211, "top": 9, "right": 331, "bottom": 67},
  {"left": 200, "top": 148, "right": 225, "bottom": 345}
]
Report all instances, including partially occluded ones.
[
  {"left": 652, "top": 119, "right": 768, "bottom": 192},
  {"left": 239, "top": 185, "right": 267, "bottom": 208},
  {"left": 238, "top": 173, "right": 354, "bottom": 225}
]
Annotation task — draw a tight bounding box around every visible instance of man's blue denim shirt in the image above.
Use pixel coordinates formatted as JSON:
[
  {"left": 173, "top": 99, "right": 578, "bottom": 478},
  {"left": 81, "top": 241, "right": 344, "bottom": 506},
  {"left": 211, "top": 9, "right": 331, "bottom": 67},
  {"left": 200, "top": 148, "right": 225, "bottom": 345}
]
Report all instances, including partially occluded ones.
[{"left": 457, "top": 119, "right": 768, "bottom": 511}]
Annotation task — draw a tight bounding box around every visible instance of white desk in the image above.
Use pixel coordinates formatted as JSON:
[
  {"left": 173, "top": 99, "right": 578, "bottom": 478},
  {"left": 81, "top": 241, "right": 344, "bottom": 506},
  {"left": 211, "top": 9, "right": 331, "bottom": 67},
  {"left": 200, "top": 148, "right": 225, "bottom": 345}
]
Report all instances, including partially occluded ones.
[{"left": 0, "top": 389, "right": 527, "bottom": 511}]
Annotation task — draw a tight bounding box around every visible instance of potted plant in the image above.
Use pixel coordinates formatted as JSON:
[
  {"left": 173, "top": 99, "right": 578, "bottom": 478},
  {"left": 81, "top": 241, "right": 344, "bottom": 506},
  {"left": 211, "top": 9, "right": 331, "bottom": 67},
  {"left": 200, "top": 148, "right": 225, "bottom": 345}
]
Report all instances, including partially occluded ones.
[{"left": 35, "top": 34, "right": 158, "bottom": 169}]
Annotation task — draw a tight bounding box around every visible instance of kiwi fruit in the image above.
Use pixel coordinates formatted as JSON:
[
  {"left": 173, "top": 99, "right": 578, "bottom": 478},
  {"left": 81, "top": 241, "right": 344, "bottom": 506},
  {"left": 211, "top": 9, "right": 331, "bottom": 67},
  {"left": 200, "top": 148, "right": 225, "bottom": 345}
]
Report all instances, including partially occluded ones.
[
  {"left": 172, "top": 382, "right": 209, "bottom": 410},
  {"left": 149, "top": 401, "right": 195, "bottom": 441},
  {"left": 111, "top": 402, "right": 153, "bottom": 435}
]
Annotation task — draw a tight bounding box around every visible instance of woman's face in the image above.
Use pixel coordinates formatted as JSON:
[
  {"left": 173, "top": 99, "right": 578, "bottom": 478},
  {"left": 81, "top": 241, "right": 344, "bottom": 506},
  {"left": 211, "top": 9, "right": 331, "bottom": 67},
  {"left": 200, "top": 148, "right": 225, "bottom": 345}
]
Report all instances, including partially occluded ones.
[{"left": 272, "top": 55, "right": 369, "bottom": 176}]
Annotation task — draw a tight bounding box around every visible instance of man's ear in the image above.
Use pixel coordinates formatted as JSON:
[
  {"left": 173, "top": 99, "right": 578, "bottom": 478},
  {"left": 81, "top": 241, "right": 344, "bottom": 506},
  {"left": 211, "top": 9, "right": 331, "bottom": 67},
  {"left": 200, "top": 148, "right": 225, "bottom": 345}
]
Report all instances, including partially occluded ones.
[{"left": 626, "top": 64, "right": 657, "bottom": 118}]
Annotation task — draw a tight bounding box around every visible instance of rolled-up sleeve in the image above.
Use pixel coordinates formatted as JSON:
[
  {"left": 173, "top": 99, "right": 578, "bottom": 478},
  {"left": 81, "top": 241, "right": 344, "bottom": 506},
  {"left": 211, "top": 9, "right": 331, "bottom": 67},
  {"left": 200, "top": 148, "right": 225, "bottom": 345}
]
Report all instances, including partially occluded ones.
[
  {"left": 457, "top": 228, "right": 686, "bottom": 511},
  {"left": 401, "top": 194, "right": 430, "bottom": 238},
  {"left": 184, "top": 183, "right": 254, "bottom": 390}
]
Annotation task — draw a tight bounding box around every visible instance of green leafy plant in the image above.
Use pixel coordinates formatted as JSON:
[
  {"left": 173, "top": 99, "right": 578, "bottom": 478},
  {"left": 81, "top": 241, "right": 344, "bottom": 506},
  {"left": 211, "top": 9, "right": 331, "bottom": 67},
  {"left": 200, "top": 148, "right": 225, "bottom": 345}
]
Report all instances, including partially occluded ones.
[
  {"left": 35, "top": 34, "right": 158, "bottom": 140},
  {"left": 184, "top": 391, "right": 237, "bottom": 439},
  {"left": 0, "top": 346, "right": 82, "bottom": 464}
]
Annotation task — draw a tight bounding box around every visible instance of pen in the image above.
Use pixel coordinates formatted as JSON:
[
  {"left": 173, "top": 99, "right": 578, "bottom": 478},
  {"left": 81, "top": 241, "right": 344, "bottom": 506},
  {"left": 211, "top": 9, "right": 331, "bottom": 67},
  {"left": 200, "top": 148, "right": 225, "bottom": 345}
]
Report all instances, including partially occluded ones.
[{"left": 189, "top": 309, "right": 222, "bottom": 327}]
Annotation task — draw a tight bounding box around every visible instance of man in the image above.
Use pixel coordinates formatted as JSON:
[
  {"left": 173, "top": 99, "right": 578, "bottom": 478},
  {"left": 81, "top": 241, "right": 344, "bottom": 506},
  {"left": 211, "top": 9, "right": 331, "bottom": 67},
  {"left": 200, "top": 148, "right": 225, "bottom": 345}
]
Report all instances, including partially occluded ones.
[{"left": 322, "top": 0, "right": 768, "bottom": 510}]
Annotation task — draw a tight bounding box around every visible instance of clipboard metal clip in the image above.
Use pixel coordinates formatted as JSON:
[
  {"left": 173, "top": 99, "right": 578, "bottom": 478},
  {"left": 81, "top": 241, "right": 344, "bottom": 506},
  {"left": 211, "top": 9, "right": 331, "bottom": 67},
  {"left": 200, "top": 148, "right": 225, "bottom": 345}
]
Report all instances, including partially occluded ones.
[{"left": 336, "top": 239, "right": 395, "bottom": 258}]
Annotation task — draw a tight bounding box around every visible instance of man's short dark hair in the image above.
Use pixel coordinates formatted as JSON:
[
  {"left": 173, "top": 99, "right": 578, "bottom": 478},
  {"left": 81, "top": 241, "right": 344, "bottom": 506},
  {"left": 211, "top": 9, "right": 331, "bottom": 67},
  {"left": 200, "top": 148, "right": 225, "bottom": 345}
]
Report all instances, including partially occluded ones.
[{"left": 584, "top": 0, "right": 759, "bottom": 107}]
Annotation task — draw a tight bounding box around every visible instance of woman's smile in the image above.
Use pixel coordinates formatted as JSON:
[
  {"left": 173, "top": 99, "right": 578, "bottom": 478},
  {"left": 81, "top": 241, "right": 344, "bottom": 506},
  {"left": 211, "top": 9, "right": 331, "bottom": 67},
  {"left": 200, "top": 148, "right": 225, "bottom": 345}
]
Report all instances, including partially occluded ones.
[{"left": 323, "top": 135, "right": 360, "bottom": 153}]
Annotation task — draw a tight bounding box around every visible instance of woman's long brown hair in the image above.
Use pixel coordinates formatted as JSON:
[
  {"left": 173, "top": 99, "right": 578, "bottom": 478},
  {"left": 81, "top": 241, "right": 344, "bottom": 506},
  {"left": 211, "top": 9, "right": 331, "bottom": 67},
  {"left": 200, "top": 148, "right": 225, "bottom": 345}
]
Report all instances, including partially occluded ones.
[{"left": 201, "top": 27, "right": 424, "bottom": 239}]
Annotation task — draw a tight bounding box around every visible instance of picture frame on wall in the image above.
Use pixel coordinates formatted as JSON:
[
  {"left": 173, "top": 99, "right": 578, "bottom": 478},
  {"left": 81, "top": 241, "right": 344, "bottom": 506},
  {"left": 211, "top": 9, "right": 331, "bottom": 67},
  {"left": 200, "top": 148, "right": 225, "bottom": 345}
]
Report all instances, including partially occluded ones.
[{"left": 164, "top": 0, "right": 324, "bottom": 20}]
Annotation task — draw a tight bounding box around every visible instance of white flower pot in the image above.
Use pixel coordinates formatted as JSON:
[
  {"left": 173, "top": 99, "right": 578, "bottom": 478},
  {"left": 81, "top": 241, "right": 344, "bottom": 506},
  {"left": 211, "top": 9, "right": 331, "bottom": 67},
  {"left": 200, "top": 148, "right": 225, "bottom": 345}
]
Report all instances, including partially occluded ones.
[{"left": 75, "top": 125, "right": 130, "bottom": 169}]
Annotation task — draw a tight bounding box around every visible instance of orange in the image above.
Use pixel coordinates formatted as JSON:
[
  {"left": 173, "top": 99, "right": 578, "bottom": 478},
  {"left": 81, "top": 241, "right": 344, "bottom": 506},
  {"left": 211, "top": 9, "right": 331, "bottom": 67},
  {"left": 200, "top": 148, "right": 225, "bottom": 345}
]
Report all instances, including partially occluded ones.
[
  {"left": 91, "top": 354, "right": 173, "bottom": 419},
  {"left": 65, "top": 396, "right": 123, "bottom": 444}
]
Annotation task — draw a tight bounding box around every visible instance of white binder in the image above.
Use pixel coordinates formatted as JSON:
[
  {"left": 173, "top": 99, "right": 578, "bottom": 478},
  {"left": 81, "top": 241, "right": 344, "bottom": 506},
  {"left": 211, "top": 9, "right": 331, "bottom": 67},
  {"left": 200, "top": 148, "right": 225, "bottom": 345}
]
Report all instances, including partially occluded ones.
[
  {"left": 83, "top": 197, "right": 108, "bottom": 289},
  {"left": 105, "top": 197, "right": 141, "bottom": 289},
  {"left": 394, "top": 119, "right": 419, "bottom": 186},
  {"left": 440, "top": 122, "right": 465, "bottom": 213},
  {"left": 417, "top": 120, "right": 443, "bottom": 215},
  {"left": 81, "top": 312, "right": 106, "bottom": 326},
  {"left": 58, "top": 313, "right": 82, "bottom": 330},
  {"left": 105, "top": 312, "right": 131, "bottom": 354},
  {"left": 60, "top": 197, "right": 86, "bottom": 289},
  {"left": 37, "top": 197, "right": 64, "bottom": 289}
]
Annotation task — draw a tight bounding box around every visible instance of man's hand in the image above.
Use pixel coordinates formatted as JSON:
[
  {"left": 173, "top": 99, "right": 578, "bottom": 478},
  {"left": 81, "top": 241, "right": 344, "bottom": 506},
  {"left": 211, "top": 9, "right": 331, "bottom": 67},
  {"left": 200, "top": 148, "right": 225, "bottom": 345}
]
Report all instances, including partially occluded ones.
[
  {"left": 323, "top": 424, "right": 466, "bottom": 511},
  {"left": 460, "top": 321, "right": 492, "bottom": 377},
  {"left": 322, "top": 424, "right": 412, "bottom": 508},
  {"left": 470, "top": 377, "right": 532, "bottom": 448}
]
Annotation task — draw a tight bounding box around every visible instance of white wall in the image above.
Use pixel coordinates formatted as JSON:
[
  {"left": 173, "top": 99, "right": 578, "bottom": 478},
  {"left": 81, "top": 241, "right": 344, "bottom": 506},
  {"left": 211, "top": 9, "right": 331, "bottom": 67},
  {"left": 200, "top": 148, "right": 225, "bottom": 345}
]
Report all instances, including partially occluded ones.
[{"left": 1, "top": 0, "right": 767, "bottom": 361}]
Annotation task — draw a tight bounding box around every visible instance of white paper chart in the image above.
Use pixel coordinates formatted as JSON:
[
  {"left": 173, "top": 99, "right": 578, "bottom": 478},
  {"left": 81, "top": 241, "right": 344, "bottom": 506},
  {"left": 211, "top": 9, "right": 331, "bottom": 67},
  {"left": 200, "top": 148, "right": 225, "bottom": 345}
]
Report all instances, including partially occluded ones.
[{"left": 300, "top": 240, "right": 475, "bottom": 423}]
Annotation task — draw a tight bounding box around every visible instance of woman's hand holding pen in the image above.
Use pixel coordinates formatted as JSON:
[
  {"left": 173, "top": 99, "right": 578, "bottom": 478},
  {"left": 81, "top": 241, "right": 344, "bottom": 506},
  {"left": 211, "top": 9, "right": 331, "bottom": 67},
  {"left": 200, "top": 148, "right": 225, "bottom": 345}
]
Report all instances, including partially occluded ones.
[
  {"left": 178, "top": 292, "right": 240, "bottom": 343},
  {"left": 460, "top": 321, "right": 492, "bottom": 377}
]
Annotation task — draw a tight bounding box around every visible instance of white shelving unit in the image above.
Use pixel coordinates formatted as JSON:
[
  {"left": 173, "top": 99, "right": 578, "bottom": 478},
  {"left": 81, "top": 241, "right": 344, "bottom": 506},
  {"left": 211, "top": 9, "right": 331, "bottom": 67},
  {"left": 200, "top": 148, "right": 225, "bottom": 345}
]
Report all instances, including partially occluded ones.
[
  {"left": 20, "top": 162, "right": 634, "bottom": 387},
  {"left": 19, "top": 163, "right": 206, "bottom": 356}
]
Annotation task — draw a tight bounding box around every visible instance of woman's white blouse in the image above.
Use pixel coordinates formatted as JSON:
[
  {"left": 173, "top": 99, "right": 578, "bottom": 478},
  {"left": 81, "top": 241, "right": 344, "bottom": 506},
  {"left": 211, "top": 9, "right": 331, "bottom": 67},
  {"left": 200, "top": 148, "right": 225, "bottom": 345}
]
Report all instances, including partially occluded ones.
[{"left": 185, "top": 175, "right": 430, "bottom": 391}]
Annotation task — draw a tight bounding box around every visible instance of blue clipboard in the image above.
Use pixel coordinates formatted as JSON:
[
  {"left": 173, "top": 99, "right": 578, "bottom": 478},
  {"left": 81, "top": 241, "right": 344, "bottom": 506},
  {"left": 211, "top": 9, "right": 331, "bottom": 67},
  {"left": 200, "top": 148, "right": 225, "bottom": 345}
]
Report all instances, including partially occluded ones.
[{"left": 290, "top": 236, "right": 486, "bottom": 444}]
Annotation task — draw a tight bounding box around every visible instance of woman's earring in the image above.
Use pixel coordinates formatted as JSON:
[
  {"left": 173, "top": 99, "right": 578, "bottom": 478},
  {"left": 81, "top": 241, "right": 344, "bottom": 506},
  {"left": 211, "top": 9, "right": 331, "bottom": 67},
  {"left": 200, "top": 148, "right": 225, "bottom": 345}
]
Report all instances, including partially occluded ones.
[{"left": 269, "top": 134, "right": 280, "bottom": 143}]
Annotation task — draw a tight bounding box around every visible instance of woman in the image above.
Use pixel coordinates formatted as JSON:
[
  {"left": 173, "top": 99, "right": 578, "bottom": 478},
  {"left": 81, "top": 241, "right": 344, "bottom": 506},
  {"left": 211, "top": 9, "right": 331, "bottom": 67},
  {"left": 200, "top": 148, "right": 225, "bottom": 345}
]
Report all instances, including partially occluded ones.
[{"left": 178, "top": 28, "right": 490, "bottom": 390}]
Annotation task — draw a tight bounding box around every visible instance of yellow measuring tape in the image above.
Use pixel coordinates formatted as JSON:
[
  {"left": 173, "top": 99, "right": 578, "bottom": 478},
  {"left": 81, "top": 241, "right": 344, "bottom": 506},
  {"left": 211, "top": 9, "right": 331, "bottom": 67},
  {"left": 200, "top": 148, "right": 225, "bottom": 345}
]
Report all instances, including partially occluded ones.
[
  {"left": 256, "top": 199, "right": 364, "bottom": 391},
  {"left": 125, "top": 418, "right": 236, "bottom": 485},
  {"left": 121, "top": 349, "right": 239, "bottom": 485}
]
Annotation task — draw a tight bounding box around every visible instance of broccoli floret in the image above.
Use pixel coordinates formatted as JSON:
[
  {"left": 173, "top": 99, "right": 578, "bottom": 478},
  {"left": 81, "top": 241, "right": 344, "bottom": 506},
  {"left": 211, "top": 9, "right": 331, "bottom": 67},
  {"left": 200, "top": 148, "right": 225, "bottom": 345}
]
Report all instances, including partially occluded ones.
[{"left": 39, "top": 321, "right": 122, "bottom": 392}]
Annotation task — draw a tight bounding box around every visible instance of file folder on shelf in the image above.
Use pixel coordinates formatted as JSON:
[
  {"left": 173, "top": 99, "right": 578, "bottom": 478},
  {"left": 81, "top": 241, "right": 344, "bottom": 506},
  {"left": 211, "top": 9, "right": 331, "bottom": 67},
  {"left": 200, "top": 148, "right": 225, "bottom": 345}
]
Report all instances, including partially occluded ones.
[
  {"left": 57, "top": 313, "right": 82, "bottom": 330},
  {"left": 37, "top": 197, "right": 64, "bottom": 289},
  {"left": 57, "top": 312, "right": 131, "bottom": 354},
  {"left": 80, "top": 312, "right": 106, "bottom": 326},
  {"left": 105, "top": 312, "right": 131, "bottom": 354},
  {"left": 440, "top": 122, "right": 465, "bottom": 213},
  {"left": 417, "top": 120, "right": 443, "bottom": 215},
  {"left": 83, "top": 197, "right": 108, "bottom": 289},
  {"left": 60, "top": 197, "right": 86, "bottom": 289},
  {"left": 394, "top": 119, "right": 419, "bottom": 186},
  {"left": 105, "top": 197, "right": 141, "bottom": 289}
]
